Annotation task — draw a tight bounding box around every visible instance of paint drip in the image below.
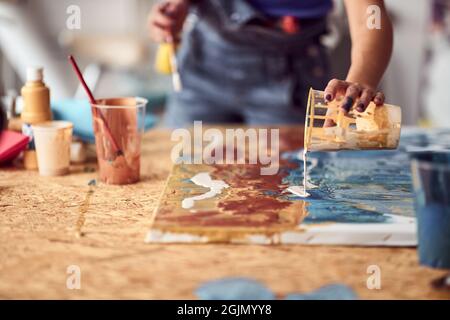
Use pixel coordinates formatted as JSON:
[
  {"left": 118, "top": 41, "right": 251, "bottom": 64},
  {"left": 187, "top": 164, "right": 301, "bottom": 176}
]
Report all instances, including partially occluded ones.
[
  {"left": 287, "top": 149, "right": 312, "bottom": 198},
  {"left": 75, "top": 179, "right": 96, "bottom": 237},
  {"left": 182, "top": 172, "right": 230, "bottom": 209}
]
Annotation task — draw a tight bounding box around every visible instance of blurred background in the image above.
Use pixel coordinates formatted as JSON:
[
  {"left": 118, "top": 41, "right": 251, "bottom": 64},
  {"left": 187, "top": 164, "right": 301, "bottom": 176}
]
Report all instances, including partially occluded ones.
[{"left": 0, "top": 0, "right": 449, "bottom": 127}]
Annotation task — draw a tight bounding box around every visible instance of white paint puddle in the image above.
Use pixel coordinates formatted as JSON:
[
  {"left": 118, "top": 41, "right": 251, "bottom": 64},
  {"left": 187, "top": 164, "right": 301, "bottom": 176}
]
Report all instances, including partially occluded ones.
[
  {"left": 287, "top": 185, "right": 310, "bottom": 198},
  {"left": 182, "top": 172, "right": 230, "bottom": 209}
]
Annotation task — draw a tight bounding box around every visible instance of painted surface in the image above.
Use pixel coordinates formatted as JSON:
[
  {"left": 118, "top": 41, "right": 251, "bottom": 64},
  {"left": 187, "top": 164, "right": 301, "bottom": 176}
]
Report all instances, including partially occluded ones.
[
  {"left": 149, "top": 163, "right": 306, "bottom": 240},
  {"left": 146, "top": 128, "right": 447, "bottom": 246},
  {"left": 282, "top": 149, "right": 413, "bottom": 224},
  {"left": 182, "top": 172, "right": 230, "bottom": 209}
]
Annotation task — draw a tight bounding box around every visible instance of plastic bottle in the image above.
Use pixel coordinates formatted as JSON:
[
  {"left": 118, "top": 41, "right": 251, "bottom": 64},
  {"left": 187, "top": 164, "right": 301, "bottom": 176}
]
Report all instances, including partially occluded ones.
[
  {"left": 21, "top": 67, "right": 52, "bottom": 170},
  {"left": 21, "top": 67, "right": 52, "bottom": 124}
]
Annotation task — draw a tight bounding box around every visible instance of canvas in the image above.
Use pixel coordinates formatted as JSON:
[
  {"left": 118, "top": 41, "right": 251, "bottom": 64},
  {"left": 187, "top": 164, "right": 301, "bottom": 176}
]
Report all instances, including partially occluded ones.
[{"left": 146, "top": 128, "right": 448, "bottom": 246}]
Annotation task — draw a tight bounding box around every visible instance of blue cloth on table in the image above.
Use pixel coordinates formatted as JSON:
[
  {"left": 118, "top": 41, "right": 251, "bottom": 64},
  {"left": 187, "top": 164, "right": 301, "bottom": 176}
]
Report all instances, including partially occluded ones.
[
  {"left": 196, "top": 277, "right": 275, "bottom": 300},
  {"left": 285, "top": 284, "right": 358, "bottom": 300},
  {"left": 52, "top": 99, "right": 158, "bottom": 143},
  {"left": 196, "top": 277, "right": 357, "bottom": 300}
]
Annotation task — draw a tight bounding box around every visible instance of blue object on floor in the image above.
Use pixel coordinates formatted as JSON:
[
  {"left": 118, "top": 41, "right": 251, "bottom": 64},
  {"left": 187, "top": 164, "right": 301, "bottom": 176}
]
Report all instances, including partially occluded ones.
[
  {"left": 52, "top": 99, "right": 159, "bottom": 143},
  {"left": 196, "top": 277, "right": 275, "bottom": 300},
  {"left": 196, "top": 277, "right": 357, "bottom": 300},
  {"left": 285, "top": 284, "right": 358, "bottom": 300}
]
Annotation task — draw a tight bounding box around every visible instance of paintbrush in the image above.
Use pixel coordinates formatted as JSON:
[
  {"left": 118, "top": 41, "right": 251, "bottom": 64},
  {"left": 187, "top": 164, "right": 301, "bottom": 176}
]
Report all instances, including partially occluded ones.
[
  {"left": 168, "top": 41, "right": 182, "bottom": 92},
  {"left": 68, "top": 55, "right": 122, "bottom": 157},
  {"left": 155, "top": 41, "right": 182, "bottom": 92},
  {"left": 159, "top": 1, "right": 182, "bottom": 92}
]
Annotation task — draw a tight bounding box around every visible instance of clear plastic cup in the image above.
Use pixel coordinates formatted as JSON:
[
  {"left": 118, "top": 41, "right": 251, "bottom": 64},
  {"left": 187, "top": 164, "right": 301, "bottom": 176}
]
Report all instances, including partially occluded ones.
[
  {"left": 304, "top": 89, "right": 402, "bottom": 151},
  {"left": 91, "top": 97, "right": 147, "bottom": 185},
  {"left": 32, "top": 121, "right": 73, "bottom": 176}
]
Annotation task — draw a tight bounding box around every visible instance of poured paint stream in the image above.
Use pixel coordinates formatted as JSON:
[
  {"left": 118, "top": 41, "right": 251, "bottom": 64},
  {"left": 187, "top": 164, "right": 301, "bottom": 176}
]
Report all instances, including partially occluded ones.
[
  {"left": 182, "top": 172, "right": 230, "bottom": 209},
  {"left": 287, "top": 149, "right": 312, "bottom": 198}
]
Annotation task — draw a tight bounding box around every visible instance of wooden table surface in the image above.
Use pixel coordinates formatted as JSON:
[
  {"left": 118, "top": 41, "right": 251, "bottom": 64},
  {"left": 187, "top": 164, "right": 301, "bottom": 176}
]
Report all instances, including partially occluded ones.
[{"left": 0, "top": 129, "right": 449, "bottom": 299}]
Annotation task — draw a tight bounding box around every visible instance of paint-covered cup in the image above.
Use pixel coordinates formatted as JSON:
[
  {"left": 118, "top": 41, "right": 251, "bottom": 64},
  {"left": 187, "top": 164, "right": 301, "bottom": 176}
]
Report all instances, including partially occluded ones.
[
  {"left": 32, "top": 121, "right": 73, "bottom": 176},
  {"left": 304, "top": 89, "right": 402, "bottom": 151},
  {"left": 91, "top": 97, "right": 146, "bottom": 185},
  {"left": 410, "top": 149, "right": 450, "bottom": 269}
]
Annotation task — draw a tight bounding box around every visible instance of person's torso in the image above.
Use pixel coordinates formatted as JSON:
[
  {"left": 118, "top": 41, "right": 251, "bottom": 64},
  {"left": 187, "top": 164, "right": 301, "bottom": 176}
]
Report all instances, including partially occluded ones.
[
  {"left": 188, "top": 0, "right": 331, "bottom": 53},
  {"left": 247, "top": 0, "right": 333, "bottom": 18}
]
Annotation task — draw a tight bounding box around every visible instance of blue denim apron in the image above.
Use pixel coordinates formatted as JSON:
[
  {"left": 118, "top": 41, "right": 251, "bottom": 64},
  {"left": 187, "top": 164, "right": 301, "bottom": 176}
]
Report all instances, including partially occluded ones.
[{"left": 165, "top": 0, "right": 330, "bottom": 127}]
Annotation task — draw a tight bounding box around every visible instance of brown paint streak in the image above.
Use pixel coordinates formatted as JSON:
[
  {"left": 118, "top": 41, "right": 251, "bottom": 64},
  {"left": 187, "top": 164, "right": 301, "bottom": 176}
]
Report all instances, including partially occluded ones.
[
  {"left": 218, "top": 196, "right": 290, "bottom": 215},
  {"left": 152, "top": 127, "right": 306, "bottom": 237}
]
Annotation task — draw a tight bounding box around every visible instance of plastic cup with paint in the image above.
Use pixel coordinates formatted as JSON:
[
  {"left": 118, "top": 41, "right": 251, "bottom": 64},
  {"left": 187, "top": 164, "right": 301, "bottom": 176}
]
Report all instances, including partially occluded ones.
[
  {"left": 91, "top": 97, "right": 147, "bottom": 185},
  {"left": 410, "top": 149, "right": 450, "bottom": 289},
  {"left": 304, "top": 88, "right": 402, "bottom": 152},
  {"left": 293, "top": 88, "right": 402, "bottom": 200},
  {"left": 32, "top": 121, "right": 73, "bottom": 176}
]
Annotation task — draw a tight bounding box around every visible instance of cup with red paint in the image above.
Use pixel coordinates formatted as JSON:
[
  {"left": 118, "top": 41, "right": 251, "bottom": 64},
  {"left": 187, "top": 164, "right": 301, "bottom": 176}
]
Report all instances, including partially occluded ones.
[{"left": 91, "top": 97, "right": 147, "bottom": 185}]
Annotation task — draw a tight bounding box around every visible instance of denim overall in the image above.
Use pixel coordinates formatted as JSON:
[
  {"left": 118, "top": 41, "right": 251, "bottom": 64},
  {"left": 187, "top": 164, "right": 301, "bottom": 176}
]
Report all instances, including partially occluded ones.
[{"left": 165, "top": 0, "right": 331, "bottom": 127}]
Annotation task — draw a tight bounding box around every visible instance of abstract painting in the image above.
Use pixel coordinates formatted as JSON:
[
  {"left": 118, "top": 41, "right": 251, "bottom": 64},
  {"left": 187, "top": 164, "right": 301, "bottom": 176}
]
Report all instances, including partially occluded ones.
[{"left": 146, "top": 128, "right": 447, "bottom": 246}]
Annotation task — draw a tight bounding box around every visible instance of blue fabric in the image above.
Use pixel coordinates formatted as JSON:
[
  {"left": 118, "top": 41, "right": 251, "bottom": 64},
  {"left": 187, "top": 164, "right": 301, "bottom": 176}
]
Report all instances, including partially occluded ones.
[
  {"left": 165, "top": 9, "right": 330, "bottom": 128},
  {"left": 285, "top": 284, "right": 358, "bottom": 300},
  {"left": 165, "top": 0, "right": 330, "bottom": 127},
  {"left": 196, "top": 277, "right": 357, "bottom": 300},
  {"left": 52, "top": 99, "right": 158, "bottom": 142},
  {"left": 247, "top": 0, "right": 333, "bottom": 18},
  {"left": 196, "top": 278, "right": 275, "bottom": 300}
]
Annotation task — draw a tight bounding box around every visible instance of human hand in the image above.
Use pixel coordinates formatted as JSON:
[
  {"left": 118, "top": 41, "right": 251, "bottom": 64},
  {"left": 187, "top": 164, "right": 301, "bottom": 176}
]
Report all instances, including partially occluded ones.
[
  {"left": 324, "top": 79, "right": 385, "bottom": 114},
  {"left": 148, "top": 0, "right": 189, "bottom": 43}
]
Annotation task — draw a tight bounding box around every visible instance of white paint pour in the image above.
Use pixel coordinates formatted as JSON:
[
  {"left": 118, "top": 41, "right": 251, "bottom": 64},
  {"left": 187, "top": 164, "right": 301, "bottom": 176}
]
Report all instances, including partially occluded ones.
[
  {"left": 302, "top": 149, "right": 309, "bottom": 197},
  {"left": 182, "top": 172, "right": 230, "bottom": 209},
  {"left": 287, "top": 149, "right": 318, "bottom": 198}
]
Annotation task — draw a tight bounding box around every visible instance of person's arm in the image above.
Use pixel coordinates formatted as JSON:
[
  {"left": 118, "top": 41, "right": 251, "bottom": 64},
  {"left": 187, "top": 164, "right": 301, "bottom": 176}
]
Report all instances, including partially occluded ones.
[
  {"left": 324, "top": 0, "right": 393, "bottom": 113},
  {"left": 148, "top": 0, "right": 190, "bottom": 43}
]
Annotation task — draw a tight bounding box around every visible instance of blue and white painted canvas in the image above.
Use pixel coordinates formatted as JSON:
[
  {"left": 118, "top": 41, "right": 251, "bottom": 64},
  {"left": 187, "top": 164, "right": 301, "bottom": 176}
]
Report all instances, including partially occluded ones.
[
  {"left": 279, "top": 128, "right": 450, "bottom": 246},
  {"left": 148, "top": 128, "right": 450, "bottom": 246}
]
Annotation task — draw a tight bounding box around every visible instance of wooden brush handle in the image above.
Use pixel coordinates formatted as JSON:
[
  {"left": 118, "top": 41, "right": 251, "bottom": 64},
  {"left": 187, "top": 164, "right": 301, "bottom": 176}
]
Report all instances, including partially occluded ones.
[{"left": 68, "top": 55, "right": 121, "bottom": 154}]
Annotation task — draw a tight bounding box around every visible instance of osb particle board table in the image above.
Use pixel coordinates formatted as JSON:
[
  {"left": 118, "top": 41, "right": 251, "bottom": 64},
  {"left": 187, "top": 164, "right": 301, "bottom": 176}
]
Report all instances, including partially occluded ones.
[{"left": 0, "top": 129, "right": 448, "bottom": 300}]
